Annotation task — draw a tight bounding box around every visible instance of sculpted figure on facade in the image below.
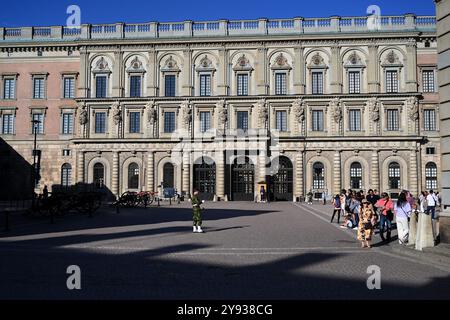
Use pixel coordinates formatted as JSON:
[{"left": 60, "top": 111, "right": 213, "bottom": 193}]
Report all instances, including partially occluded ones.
[
  {"left": 78, "top": 102, "right": 88, "bottom": 126},
  {"left": 256, "top": 99, "right": 268, "bottom": 128},
  {"left": 406, "top": 96, "right": 419, "bottom": 121},
  {"left": 329, "top": 98, "right": 342, "bottom": 123},
  {"left": 146, "top": 101, "right": 157, "bottom": 124},
  {"left": 292, "top": 98, "right": 306, "bottom": 123},
  {"left": 216, "top": 100, "right": 228, "bottom": 125},
  {"left": 181, "top": 100, "right": 192, "bottom": 128},
  {"left": 112, "top": 101, "right": 122, "bottom": 125},
  {"left": 366, "top": 97, "right": 381, "bottom": 122}
]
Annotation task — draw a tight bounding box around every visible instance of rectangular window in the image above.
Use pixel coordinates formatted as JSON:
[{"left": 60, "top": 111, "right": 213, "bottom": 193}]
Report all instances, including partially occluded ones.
[
  {"left": 129, "top": 112, "right": 141, "bottom": 133},
  {"left": 62, "top": 149, "right": 71, "bottom": 157},
  {"left": 387, "top": 109, "right": 400, "bottom": 131},
  {"left": 386, "top": 70, "right": 398, "bottom": 93},
  {"left": 276, "top": 110, "right": 288, "bottom": 132},
  {"left": 94, "top": 112, "right": 106, "bottom": 133},
  {"left": 422, "top": 70, "right": 435, "bottom": 93},
  {"left": 275, "top": 73, "right": 287, "bottom": 95},
  {"left": 164, "top": 111, "right": 176, "bottom": 133},
  {"left": 236, "top": 111, "right": 249, "bottom": 132},
  {"left": 349, "top": 109, "right": 361, "bottom": 131},
  {"left": 200, "top": 112, "right": 211, "bottom": 133},
  {"left": 200, "top": 74, "right": 211, "bottom": 96},
  {"left": 165, "top": 75, "right": 176, "bottom": 97},
  {"left": 33, "top": 78, "right": 45, "bottom": 99},
  {"left": 348, "top": 71, "right": 360, "bottom": 94},
  {"left": 63, "top": 77, "right": 75, "bottom": 99},
  {"left": 32, "top": 113, "right": 44, "bottom": 134},
  {"left": 95, "top": 76, "right": 107, "bottom": 98},
  {"left": 312, "top": 110, "right": 324, "bottom": 131},
  {"left": 237, "top": 74, "right": 249, "bottom": 96},
  {"left": 426, "top": 147, "right": 436, "bottom": 155},
  {"left": 424, "top": 109, "right": 436, "bottom": 131},
  {"left": 3, "top": 78, "right": 16, "bottom": 99},
  {"left": 130, "top": 75, "right": 141, "bottom": 98},
  {"left": 62, "top": 113, "right": 73, "bottom": 134},
  {"left": 1, "top": 114, "right": 14, "bottom": 134},
  {"left": 312, "top": 72, "right": 324, "bottom": 94}
]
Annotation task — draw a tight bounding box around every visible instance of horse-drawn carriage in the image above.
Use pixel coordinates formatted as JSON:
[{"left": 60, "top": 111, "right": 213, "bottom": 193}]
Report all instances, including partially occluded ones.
[{"left": 113, "top": 187, "right": 183, "bottom": 208}]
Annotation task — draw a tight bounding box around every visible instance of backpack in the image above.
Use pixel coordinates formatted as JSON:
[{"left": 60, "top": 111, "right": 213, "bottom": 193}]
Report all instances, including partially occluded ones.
[{"left": 334, "top": 197, "right": 341, "bottom": 208}]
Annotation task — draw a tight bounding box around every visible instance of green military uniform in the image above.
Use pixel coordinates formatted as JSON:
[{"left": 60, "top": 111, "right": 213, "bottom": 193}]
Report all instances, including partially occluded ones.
[{"left": 191, "top": 195, "right": 202, "bottom": 227}]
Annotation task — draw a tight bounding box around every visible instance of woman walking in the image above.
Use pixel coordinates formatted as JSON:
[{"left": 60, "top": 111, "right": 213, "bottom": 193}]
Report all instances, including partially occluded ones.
[
  {"left": 357, "top": 199, "right": 377, "bottom": 248},
  {"left": 395, "top": 192, "right": 412, "bottom": 245},
  {"left": 331, "top": 194, "right": 341, "bottom": 223}
]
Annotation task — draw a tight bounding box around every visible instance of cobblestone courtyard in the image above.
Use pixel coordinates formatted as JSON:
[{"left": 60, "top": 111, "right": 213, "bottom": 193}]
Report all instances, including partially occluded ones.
[{"left": 0, "top": 202, "right": 449, "bottom": 299}]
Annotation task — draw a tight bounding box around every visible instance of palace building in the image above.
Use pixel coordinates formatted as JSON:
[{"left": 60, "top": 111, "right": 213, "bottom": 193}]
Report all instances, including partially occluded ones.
[{"left": 0, "top": 14, "right": 440, "bottom": 202}]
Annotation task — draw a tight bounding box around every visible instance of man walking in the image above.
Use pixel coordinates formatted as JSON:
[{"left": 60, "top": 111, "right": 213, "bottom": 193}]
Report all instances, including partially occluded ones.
[
  {"left": 191, "top": 190, "right": 204, "bottom": 233},
  {"left": 426, "top": 190, "right": 439, "bottom": 220}
]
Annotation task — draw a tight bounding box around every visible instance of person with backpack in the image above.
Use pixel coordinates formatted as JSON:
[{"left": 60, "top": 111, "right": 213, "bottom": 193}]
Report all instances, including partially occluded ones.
[
  {"left": 426, "top": 190, "right": 440, "bottom": 220},
  {"left": 395, "top": 191, "right": 412, "bottom": 245},
  {"left": 331, "top": 194, "right": 341, "bottom": 223},
  {"left": 375, "top": 192, "right": 395, "bottom": 242}
]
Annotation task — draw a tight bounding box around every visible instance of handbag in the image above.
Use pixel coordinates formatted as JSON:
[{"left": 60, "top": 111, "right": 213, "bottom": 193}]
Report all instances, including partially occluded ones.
[{"left": 384, "top": 199, "right": 394, "bottom": 221}]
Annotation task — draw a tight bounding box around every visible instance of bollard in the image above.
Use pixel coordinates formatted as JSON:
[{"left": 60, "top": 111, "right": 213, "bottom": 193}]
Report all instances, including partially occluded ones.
[
  {"left": 169, "top": 197, "right": 172, "bottom": 206},
  {"left": 4, "top": 210, "right": 10, "bottom": 232},
  {"left": 409, "top": 211, "right": 418, "bottom": 245},
  {"left": 158, "top": 197, "right": 160, "bottom": 207}
]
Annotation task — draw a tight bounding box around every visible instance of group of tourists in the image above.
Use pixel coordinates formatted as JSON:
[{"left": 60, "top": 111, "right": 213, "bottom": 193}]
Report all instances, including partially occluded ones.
[{"left": 331, "top": 188, "right": 441, "bottom": 248}]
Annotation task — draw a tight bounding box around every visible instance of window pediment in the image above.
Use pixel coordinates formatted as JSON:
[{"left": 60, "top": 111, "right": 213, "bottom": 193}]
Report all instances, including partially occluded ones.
[
  {"left": 161, "top": 55, "right": 180, "bottom": 72},
  {"left": 233, "top": 54, "right": 253, "bottom": 72},
  {"left": 308, "top": 53, "right": 327, "bottom": 69},
  {"left": 271, "top": 53, "right": 291, "bottom": 70},
  {"left": 93, "top": 57, "right": 111, "bottom": 73},
  {"left": 127, "top": 57, "right": 145, "bottom": 73},
  {"left": 382, "top": 50, "right": 402, "bottom": 67},
  {"left": 344, "top": 52, "right": 365, "bottom": 68},
  {"left": 196, "top": 55, "right": 215, "bottom": 72}
]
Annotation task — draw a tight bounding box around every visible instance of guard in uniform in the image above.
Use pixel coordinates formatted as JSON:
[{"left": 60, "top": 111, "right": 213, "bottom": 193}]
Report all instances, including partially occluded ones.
[{"left": 191, "top": 190, "right": 204, "bottom": 233}]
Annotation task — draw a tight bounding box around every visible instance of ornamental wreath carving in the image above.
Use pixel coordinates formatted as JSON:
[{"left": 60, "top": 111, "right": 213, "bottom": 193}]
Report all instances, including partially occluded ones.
[
  {"left": 112, "top": 101, "right": 122, "bottom": 125},
  {"left": 216, "top": 100, "right": 228, "bottom": 125},
  {"left": 366, "top": 98, "right": 381, "bottom": 122},
  {"left": 292, "top": 98, "right": 306, "bottom": 123},
  {"left": 406, "top": 96, "right": 419, "bottom": 121},
  {"left": 329, "top": 98, "right": 342, "bottom": 123}
]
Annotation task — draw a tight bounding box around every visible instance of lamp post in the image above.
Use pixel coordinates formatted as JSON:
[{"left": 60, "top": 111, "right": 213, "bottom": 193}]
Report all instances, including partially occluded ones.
[{"left": 31, "top": 119, "right": 41, "bottom": 208}]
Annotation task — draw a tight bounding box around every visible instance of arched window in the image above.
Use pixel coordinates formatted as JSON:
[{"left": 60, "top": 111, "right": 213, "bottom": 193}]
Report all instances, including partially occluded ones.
[
  {"left": 350, "top": 162, "right": 362, "bottom": 189},
  {"left": 388, "top": 162, "right": 401, "bottom": 189},
  {"left": 61, "top": 163, "right": 72, "bottom": 187},
  {"left": 163, "top": 163, "right": 174, "bottom": 188},
  {"left": 93, "top": 163, "right": 105, "bottom": 188},
  {"left": 312, "top": 162, "right": 325, "bottom": 189},
  {"left": 128, "top": 162, "right": 139, "bottom": 189},
  {"left": 425, "top": 162, "right": 437, "bottom": 190}
]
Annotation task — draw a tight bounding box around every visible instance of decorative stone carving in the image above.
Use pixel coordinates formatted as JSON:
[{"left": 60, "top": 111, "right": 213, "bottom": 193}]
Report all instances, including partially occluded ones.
[
  {"left": 78, "top": 103, "right": 88, "bottom": 126},
  {"left": 311, "top": 53, "right": 324, "bottom": 66},
  {"left": 95, "top": 57, "right": 109, "bottom": 70},
  {"left": 146, "top": 101, "right": 156, "bottom": 124},
  {"left": 329, "top": 98, "right": 342, "bottom": 123},
  {"left": 216, "top": 100, "right": 228, "bottom": 125},
  {"left": 405, "top": 96, "right": 419, "bottom": 121},
  {"left": 292, "top": 98, "right": 306, "bottom": 123},
  {"left": 181, "top": 100, "right": 192, "bottom": 128},
  {"left": 271, "top": 53, "right": 291, "bottom": 70},
  {"left": 383, "top": 50, "right": 401, "bottom": 65},
  {"left": 199, "top": 55, "right": 212, "bottom": 68},
  {"left": 366, "top": 98, "right": 381, "bottom": 122},
  {"left": 129, "top": 56, "right": 143, "bottom": 70},
  {"left": 256, "top": 99, "right": 268, "bottom": 127},
  {"left": 111, "top": 101, "right": 122, "bottom": 125},
  {"left": 161, "top": 55, "right": 180, "bottom": 72},
  {"left": 233, "top": 54, "right": 253, "bottom": 71}
]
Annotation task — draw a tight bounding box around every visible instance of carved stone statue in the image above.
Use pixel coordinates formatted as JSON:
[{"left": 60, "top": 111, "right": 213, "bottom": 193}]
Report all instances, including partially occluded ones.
[
  {"left": 292, "top": 98, "right": 306, "bottom": 123},
  {"left": 78, "top": 103, "right": 88, "bottom": 126},
  {"left": 366, "top": 98, "right": 380, "bottom": 122},
  {"left": 406, "top": 96, "right": 419, "bottom": 121},
  {"left": 216, "top": 100, "right": 228, "bottom": 125},
  {"left": 181, "top": 100, "right": 192, "bottom": 128},
  {"left": 112, "top": 101, "right": 122, "bottom": 125},
  {"left": 256, "top": 99, "right": 268, "bottom": 127},
  {"left": 329, "top": 98, "right": 342, "bottom": 123},
  {"left": 146, "top": 101, "right": 157, "bottom": 124}
]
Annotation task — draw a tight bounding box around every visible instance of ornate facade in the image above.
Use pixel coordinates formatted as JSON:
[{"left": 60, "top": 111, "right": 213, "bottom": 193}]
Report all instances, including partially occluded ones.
[{"left": 0, "top": 14, "right": 440, "bottom": 201}]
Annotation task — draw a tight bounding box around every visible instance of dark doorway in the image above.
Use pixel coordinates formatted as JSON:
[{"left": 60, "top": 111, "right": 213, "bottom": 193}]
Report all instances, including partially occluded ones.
[
  {"left": 270, "top": 156, "right": 293, "bottom": 201},
  {"left": 193, "top": 157, "right": 216, "bottom": 201},
  {"left": 232, "top": 157, "right": 255, "bottom": 201},
  {"left": 163, "top": 163, "right": 174, "bottom": 188}
]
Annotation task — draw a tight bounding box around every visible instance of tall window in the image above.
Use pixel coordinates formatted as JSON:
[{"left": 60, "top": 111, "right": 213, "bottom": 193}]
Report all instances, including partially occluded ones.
[
  {"left": 349, "top": 109, "right": 361, "bottom": 131},
  {"left": 313, "top": 162, "right": 325, "bottom": 189},
  {"left": 387, "top": 109, "right": 399, "bottom": 131},
  {"left": 236, "top": 111, "right": 249, "bottom": 132},
  {"left": 165, "top": 75, "right": 176, "bottom": 97},
  {"left": 61, "top": 163, "right": 72, "bottom": 187},
  {"left": 276, "top": 110, "right": 288, "bottom": 132},
  {"left": 93, "top": 163, "right": 105, "bottom": 188},
  {"left": 424, "top": 109, "right": 436, "bottom": 131},
  {"left": 128, "top": 163, "right": 139, "bottom": 189},
  {"left": 32, "top": 113, "right": 44, "bottom": 134},
  {"left": 95, "top": 112, "right": 106, "bottom": 134},
  {"left": 348, "top": 71, "right": 360, "bottom": 94},
  {"left": 200, "top": 74, "right": 211, "bottom": 96},
  {"left": 33, "top": 77, "right": 45, "bottom": 99},
  {"left": 350, "top": 162, "right": 362, "bottom": 189},
  {"left": 275, "top": 73, "right": 287, "bottom": 95},
  {"left": 63, "top": 77, "right": 75, "bottom": 99},
  {"left": 130, "top": 76, "right": 141, "bottom": 98},
  {"left": 3, "top": 78, "right": 15, "bottom": 99},
  {"left": 129, "top": 112, "right": 141, "bottom": 133},
  {"left": 388, "top": 162, "right": 401, "bottom": 189},
  {"left": 237, "top": 74, "right": 248, "bottom": 96},
  {"left": 312, "top": 110, "right": 324, "bottom": 131},
  {"left": 312, "top": 72, "right": 324, "bottom": 94},
  {"left": 200, "top": 111, "right": 211, "bottom": 133},
  {"left": 386, "top": 70, "right": 398, "bottom": 93},
  {"left": 95, "top": 76, "right": 107, "bottom": 98},
  {"left": 62, "top": 113, "right": 73, "bottom": 134},
  {"left": 422, "top": 70, "right": 435, "bottom": 93},
  {"left": 164, "top": 111, "right": 176, "bottom": 133},
  {"left": 425, "top": 162, "right": 438, "bottom": 190},
  {"left": 1, "top": 114, "right": 14, "bottom": 134}
]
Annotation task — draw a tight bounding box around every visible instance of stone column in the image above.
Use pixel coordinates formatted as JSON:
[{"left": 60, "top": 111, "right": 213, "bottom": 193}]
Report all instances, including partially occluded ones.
[
  {"left": 76, "top": 151, "right": 85, "bottom": 183},
  {"left": 183, "top": 151, "right": 191, "bottom": 196},
  {"left": 112, "top": 151, "right": 120, "bottom": 198},
  {"left": 258, "top": 150, "right": 267, "bottom": 184},
  {"left": 112, "top": 50, "right": 124, "bottom": 97},
  {"left": 255, "top": 47, "right": 267, "bottom": 95},
  {"left": 371, "top": 150, "right": 380, "bottom": 192},
  {"left": 367, "top": 44, "right": 380, "bottom": 93},
  {"left": 78, "top": 48, "right": 89, "bottom": 98},
  {"left": 330, "top": 44, "right": 342, "bottom": 94},
  {"left": 147, "top": 151, "right": 155, "bottom": 192},
  {"left": 147, "top": 49, "right": 158, "bottom": 96},
  {"left": 406, "top": 39, "right": 418, "bottom": 92},
  {"left": 182, "top": 48, "right": 193, "bottom": 96},
  {"left": 295, "top": 151, "right": 304, "bottom": 201},
  {"left": 409, "top": 149, "right": 419, "bottom": 196},
  {"left": 293, "top": 45, "right": 306, "bottom": 94},
  {"left": 333, "top": 151, "right": 341, "bottom": 196},
  {"left": 216, "top": 150, "right": 225, "bottom": 200},
  {"left": 217, "top": 46, "right": 228, "bottom": 95}
]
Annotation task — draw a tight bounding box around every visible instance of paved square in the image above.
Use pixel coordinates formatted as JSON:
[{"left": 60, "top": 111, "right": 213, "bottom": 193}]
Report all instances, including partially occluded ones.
[{"left": 0, "top": 202, "right": 449, "bottom": 299}]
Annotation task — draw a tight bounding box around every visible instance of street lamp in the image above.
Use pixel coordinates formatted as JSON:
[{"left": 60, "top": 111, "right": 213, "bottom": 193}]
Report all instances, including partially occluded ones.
[{"left": 31, "top": 119, "right": 41, "bottom": 208}]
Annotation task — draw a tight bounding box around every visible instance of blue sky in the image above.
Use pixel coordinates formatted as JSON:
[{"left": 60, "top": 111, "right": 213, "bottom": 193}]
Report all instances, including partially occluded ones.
[{"left": 0, "top": 0, "right": 436, "bottom": 27}]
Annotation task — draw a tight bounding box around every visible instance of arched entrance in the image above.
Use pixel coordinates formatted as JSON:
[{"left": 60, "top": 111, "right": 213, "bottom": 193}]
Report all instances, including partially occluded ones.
[
  {"left": 232, "top": 157, "right": 255, "bottom": 201},
  {"left": 270, "top": 156, "right": 293, "bottom": 201},
  {"left": 193, "top": 157, "right": 216, "bottom": 201},
  {"left": 163, "top": 163, "right": 174, "bottom": 188}
]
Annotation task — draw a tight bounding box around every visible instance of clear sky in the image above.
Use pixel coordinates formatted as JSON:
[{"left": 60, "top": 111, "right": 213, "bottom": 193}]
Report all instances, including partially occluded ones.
[{"left": 0, "top": 0, "right": 436, "bottom": 27}]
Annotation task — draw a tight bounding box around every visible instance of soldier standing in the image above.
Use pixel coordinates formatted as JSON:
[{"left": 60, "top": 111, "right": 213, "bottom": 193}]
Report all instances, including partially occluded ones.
[{"left": 191, "top": 190, "right": 204, "bottom": 233}]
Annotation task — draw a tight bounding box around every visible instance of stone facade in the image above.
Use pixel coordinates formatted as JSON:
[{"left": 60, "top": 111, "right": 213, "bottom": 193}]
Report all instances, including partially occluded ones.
[{"left": 0, "top": 14, "right": 441, "bottom": 201}]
